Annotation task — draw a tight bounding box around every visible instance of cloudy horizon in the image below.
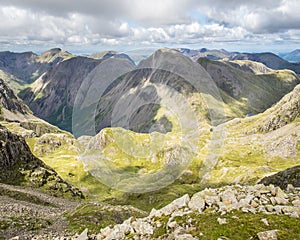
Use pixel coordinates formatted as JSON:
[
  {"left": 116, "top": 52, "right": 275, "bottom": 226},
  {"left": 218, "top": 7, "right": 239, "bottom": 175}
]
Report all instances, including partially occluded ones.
[{"left": 0, "top": 0, "right": 299, "bottom": 54}]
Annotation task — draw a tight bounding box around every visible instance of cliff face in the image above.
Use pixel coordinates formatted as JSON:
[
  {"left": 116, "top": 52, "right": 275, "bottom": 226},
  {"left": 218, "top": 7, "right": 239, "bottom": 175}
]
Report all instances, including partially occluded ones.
[
  {"left": 0, "top": 124, "right": 83, "bottom": 198},
  {"left": 0, "top": 125, "right": 32, "bottom": 169},
  {"left": 0, "top": 78, "right": 30, "bottom": 115}
]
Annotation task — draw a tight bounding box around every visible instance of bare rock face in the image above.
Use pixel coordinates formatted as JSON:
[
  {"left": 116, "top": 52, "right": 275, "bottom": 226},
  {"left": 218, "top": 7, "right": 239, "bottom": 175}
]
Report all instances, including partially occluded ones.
[
  {"left": 0, "top": 78, "right": 30, "bottom": 115},
  {"left": 0, "top": 124, "right": 83, "bottom": 199},
  {"left": 0, "top": 78, "right": 67, "bottom": 138},
  {"left": 259, "top": 165, "right": 300, "bottom": 189},
  {"left": 0, "top": 125, "right": 31, "bottom": 169}
]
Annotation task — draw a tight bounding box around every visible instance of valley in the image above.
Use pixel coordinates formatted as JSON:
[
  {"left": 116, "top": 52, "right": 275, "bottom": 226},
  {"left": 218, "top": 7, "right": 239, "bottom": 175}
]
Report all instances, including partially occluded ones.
[{"left": 0, "top": 47, "right": 299, "bottom": 239}]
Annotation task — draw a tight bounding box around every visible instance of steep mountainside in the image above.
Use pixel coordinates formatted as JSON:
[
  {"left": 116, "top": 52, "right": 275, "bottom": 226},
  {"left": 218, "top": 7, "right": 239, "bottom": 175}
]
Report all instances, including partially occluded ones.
[
  {"left": 0, "top": 124, "right": 83, "bottom": 198},
  {"left": 0, "top": 48, "right": 74, "bottom": 86},
  {"left": 73, "top": 49, "right": 223, "bottom": 136},
  {"left": 227, "top": 83, "right": 300, "bottom": 134},
  {"left": 19, "top": 56, "right": 102, "bottom": 132},
  {"left": 198, "top": 58, "right": 299, "bottom": 117},
  {"left": 0, "top": 78, "right": 66, "bottom": 138},
  {"left": 17, "top": 49, "right": 300, "bottom": 135},
  {"left": 229, "top": 52, "right": 300, "bottom": 74}
]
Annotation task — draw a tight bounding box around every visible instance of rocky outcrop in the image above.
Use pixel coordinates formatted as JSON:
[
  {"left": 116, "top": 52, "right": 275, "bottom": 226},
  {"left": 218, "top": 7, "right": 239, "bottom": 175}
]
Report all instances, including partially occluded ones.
[
  {"left": 94, "top": 184, "right": 300, "bottom": 239},
  {"left": 0, "top": 125, "right": 31, "bottom": 169},
  {"left": 259, "top": 165, "right": 300, "bottom": 189},
  {"left": 0, "top": 78, "right": 30, "bottom": 115},
  {"left": 33, "top": 133, "right": 76, "bottom": 156},
  {"left": 19, "top": 120, "right": 67, "bottom": 137},
  {"left": 257, "top": 84, "right": 300, "bottom": 132},
  {"left": 0, "top": 124, "right": 83, "bottom": 199},
  {"left": 257, "top": 230, "right": 278, "bottom": 240}
]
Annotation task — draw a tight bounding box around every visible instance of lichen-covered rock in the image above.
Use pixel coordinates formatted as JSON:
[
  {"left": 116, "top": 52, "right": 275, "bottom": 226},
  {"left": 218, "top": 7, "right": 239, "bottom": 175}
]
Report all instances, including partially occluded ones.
[
  {"left": 132, "top": 219, "right": 154, "bottom": 235},
  {"left": 188, "top": 192, "right": 206, "bottom": 213},
  {"left": 153, "top": 194, "right": 190, "bottom": 217},
  {"left": 257, "top": 230, "right": 278, "bottom": 240}
]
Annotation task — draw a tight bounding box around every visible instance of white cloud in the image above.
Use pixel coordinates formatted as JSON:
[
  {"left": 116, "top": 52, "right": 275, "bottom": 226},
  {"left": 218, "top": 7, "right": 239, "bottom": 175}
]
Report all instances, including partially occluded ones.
[
  {"left": 196, "top": 0, "right": 300, "bottom": 33},
  {"left": 0, "top": 0, "right": 299, "bottom": 52}
]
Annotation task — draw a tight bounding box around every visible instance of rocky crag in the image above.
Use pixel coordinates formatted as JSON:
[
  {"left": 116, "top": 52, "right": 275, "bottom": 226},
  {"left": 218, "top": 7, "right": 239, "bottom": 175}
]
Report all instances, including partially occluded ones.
[{"left": 0, "top": 124, "right": 83, "bottom": 199}]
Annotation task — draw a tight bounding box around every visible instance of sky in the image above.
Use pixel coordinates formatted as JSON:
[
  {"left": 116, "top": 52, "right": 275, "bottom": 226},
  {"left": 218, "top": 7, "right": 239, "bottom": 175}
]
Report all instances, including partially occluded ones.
[{"left": 0, "top": 0, "right": 299, "bottom": 54}]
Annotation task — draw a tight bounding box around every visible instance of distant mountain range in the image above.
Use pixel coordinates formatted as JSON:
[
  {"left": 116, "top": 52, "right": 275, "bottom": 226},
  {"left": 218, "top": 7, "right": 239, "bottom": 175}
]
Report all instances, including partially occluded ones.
[
  {"left": 279, "top": 49, "right": 300, "bottom": 63},
  {"left": 178, "top": 48, "right": 300, "bottom": 72},
  {"left": 6, "top": 48, "right": 297, "bottom": 134}
]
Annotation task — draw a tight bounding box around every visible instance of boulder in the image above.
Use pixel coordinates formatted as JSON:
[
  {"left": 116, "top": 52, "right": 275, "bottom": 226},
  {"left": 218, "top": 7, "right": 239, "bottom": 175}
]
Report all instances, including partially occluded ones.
[
  {"left": 257, "top": 230, "right": 278, "bottom": 240},
  {"left": 77, "top": 228, "right": 88, "bottom": 240},
  {"left": 132, "top": 219, "right": 154, "bottom": 235},
  {"left": 188, "top": 193, "right": 206, "bottom": 212}
]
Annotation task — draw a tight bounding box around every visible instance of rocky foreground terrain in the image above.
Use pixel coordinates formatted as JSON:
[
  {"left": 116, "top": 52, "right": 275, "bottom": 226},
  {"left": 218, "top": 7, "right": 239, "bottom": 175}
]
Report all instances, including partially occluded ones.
[
  {"left": 6, "top": 183, "right": 297, "bottom": 240},
  {"left": 94, "top": 184, "right": 300, "bottom": 240}
]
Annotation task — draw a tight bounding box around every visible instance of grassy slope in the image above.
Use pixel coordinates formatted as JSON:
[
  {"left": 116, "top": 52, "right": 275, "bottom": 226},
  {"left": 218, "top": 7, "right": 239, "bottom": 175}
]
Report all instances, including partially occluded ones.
[
  {"left": 23, "top": 117, "right": 300, "bottom": 213},
  {"left": 153, "top": 210, "right": 300, "bottom": 240}
]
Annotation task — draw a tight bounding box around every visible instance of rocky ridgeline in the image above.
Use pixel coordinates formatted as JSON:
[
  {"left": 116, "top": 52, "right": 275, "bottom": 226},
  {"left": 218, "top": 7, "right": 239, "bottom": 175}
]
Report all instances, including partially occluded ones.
[{"left": 86, "top": 184, "right": 299, "bottom": 240}]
